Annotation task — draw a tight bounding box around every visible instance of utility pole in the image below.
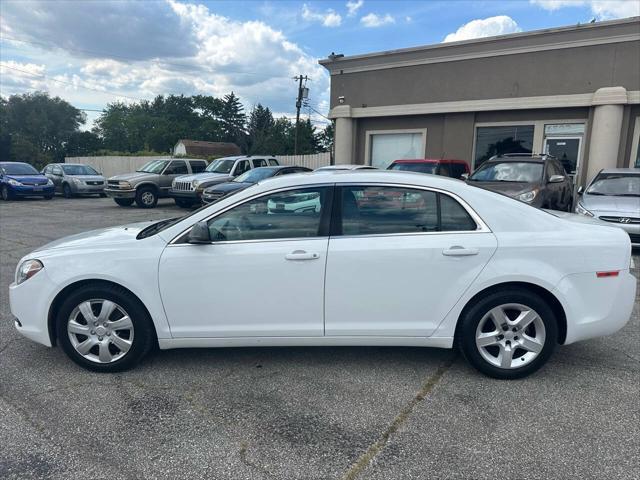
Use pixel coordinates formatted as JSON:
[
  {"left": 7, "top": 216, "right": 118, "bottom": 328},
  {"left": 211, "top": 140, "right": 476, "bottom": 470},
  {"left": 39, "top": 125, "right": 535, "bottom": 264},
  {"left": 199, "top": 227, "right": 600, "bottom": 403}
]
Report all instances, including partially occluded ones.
[{"left": 293, "top": 75, "right": 309, "bottom": 155}]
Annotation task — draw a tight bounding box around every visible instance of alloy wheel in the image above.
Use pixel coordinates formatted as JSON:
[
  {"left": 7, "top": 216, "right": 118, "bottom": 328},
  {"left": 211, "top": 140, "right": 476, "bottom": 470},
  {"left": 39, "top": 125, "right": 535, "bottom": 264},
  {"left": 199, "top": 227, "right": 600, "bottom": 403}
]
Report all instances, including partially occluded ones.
[
  {"left": 475, "top": 303, "right": 545, "bottom": 369},
  {"left": 67, "top": 299, "right": 134, "bottom": 364},
  {"left": 141, "top": 191, "right": 155, "bottom": 206}
]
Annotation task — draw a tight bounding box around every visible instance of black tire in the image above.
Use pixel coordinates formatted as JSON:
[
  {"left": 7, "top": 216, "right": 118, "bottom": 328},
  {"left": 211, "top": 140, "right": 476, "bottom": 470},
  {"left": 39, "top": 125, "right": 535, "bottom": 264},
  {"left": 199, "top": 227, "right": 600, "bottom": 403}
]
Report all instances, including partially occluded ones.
[
  {"left": 174, "top": 198, "right": 193, "bottom": 208},
  {"left": 56, "top": 283, "right": 155, "bottom": 372},
  {"left": 62, "top": 183, "right": 73, "bottom": 198},
  {"left": 135, "top": 186, "right": 158, "bottom": 208},
  {"left": 456, "top": 288, "right": 558, "bottom": 379},
  {"left": 1, "top": 185, "right": 13, "bottom": 201},
  {"left": 99, "top": 193, "right": 107, "bottom": 198},
  {"left": 44, "top": 195, "right": 54, "bottom": 200},
  {"left": 114, "top": 198, "right": 134, "bottom": 207}
]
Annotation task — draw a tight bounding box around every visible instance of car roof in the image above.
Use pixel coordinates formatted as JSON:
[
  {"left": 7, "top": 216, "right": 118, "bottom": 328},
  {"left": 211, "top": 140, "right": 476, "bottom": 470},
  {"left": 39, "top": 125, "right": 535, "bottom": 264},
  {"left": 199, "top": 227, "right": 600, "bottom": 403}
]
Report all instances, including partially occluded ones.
[
  {"left": 600, "top": 168, "right": 640, "bottom": 174},
  {"left": 392, "top": 158, "right": 467, "bottom": 164},
  {"left": 486, "top": 156, "right": 546, "bottom": 163}
]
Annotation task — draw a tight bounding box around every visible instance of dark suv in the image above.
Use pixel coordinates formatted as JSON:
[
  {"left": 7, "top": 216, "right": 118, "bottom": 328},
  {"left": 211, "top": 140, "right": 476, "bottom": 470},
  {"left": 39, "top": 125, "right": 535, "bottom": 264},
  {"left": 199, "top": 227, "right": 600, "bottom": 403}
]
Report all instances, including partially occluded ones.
[
  {"left": 466, "top": 153, "right": 573, "bottom": 210},
  {"left": 388, "top": 158, "right": 470, "bottom": 179}
]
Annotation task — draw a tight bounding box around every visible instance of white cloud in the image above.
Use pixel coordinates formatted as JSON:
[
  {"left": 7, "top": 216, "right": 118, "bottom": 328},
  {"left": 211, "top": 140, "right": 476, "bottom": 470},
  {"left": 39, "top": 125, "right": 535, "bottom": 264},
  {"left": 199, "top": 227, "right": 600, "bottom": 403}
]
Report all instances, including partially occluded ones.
[
  {"left": 443, "top": 15, "right": 521, "bottom": 42},
  {"left": 346, "top": 0, "right": 364, "bottom": 17},
  {"left": 0, "top": 0, "right": 331, "bottom": 127},
  {"left": 530, "top": 0, "right": 640, "bottom": 19},
  {"left": 301, "top": 4, "right": 342, "bottom": 27},
  {"left": 360, "top": 13, "right": 395, "bottom": 28}
]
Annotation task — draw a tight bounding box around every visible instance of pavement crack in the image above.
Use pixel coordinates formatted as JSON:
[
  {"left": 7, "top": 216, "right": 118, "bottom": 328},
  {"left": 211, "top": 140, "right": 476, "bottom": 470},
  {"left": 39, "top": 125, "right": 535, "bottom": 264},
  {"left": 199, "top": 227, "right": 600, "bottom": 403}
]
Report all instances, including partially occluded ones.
[{"left": 340, "top": 355, "right": 456, "bottom": 480}]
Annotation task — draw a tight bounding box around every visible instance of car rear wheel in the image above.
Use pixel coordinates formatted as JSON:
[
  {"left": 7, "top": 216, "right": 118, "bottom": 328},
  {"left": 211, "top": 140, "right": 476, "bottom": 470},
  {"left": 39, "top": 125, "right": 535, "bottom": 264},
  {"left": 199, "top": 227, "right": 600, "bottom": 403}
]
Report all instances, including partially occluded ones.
[
  {"left": 114, "top": 198, "right": 134, "bottom": 207},
  {"left": 56, "top": 284, "right": 155, "bottom": 372},
  {"left": 62, "top": 183, "right": 73, "bottom": 198},
  {"left": 1, "top": 185, "right": 13, "bottom": 201},
  {"left": 174, "top": 198, "right": 194, "bottom": 208},
  {"left": 135, "top": 186, "right": 157, "bottom": 208},
  {"left": 457, "top": 288, "right": 558, "bottom": 379}
]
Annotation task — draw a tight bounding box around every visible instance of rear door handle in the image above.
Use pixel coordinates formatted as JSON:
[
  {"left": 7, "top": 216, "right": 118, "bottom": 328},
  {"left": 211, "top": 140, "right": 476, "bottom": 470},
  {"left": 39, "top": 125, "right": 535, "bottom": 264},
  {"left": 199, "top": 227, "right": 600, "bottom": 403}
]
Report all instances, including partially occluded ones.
[
  {"left": 285, "top": 250, "right": 320, "bottom": 261},
  {"left": 442, "top": 246, "right": 479, "bottom": 256}
]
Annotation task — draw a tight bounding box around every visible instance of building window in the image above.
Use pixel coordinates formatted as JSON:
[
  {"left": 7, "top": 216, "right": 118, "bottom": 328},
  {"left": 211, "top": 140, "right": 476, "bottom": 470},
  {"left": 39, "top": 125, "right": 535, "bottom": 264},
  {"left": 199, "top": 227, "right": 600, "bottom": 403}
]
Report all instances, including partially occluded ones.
[
  {"left": 631, "top": 117, "right": 640, "bottom": 168},
  {"left": 474, "top": 125, "right": 534, "bottom": 168},
  {"left": 369, "top": 131, "right": 425, "bottom": 169}
]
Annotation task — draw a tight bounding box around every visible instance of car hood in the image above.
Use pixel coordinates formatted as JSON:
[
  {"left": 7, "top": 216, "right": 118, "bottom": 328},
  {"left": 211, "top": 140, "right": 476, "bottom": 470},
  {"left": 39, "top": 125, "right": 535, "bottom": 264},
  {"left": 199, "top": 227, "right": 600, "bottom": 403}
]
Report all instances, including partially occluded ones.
[
  {"left": 34, "top": 221, "right": 157, "bottom": 252},
  {"left": 581, "top": 194, "right": 640, "bottom": 216},
  {"left": 176, "top": 172, "right": 231, "bottom": 183},
  {"left": 6, "top": 174, "right": 49, "bottom": 185},
  {"left": 68, "top": 175, "right": 105, "bottom": 182},
  {"left": 205, "top": 181, "right": 252, "bottom": 193},
  {"left": 467, "top": 181, "right": 535, "bottom": 196},
  {"left": 109, "top": 172, "right": 156, "bottom": 182}
]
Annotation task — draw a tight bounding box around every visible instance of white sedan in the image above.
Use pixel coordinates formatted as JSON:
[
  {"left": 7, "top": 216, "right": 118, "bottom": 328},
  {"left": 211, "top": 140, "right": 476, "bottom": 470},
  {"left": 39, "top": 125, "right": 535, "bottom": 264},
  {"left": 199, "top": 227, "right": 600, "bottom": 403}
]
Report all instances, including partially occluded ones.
[{"left": 10, "top": 171, "right": 636, "bottom": 379}]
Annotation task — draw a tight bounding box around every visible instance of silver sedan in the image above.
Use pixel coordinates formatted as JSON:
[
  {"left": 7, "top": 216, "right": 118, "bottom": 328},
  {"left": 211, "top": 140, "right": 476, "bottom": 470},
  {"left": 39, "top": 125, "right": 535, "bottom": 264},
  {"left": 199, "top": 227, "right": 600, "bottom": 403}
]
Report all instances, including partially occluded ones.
[{"left": 576, "top": 168, "right": 640, "bottom": 246}]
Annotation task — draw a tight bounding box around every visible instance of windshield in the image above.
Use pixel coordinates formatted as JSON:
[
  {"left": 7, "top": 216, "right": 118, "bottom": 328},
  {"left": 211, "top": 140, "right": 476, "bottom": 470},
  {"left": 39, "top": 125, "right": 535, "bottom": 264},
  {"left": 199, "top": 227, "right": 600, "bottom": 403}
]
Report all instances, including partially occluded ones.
[
  {"left": 206, "top": 159, "right": 235, "bottom": 173},
  {"left": 587, "top": 173, "right": 640, "bottom": 197},
  {"left": 470, "top": 162, "right": 543, "bottom": 183},
  {"left": 62, "top": 164, "right": 99, "bottom": 176},
  {"left": 137, "top": 160, "right": 169, "bottom": 174},
  {"left": 1, "top": 163, "right": 39, "bottom": 175},
  {"left": 234, "top": 168, "right": 276, "bottom": 183},
  {"left": 389, "top": 163, "right": 437, "bottom": 174}
]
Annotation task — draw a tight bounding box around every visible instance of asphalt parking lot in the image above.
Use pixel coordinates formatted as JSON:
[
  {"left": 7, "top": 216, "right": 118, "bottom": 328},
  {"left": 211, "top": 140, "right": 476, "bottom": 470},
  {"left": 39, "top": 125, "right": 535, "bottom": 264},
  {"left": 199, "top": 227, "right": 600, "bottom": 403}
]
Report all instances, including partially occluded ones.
[{"left": 1, "top": 196, "right": 638, "bottom": 480}]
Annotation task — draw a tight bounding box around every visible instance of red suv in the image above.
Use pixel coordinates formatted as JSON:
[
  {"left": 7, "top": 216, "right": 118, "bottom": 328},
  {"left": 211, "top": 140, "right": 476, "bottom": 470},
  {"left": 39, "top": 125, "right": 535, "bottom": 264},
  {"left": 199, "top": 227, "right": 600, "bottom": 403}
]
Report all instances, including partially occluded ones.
[{"left": 388, "top": 159, "right": 470, "bottom": 179}]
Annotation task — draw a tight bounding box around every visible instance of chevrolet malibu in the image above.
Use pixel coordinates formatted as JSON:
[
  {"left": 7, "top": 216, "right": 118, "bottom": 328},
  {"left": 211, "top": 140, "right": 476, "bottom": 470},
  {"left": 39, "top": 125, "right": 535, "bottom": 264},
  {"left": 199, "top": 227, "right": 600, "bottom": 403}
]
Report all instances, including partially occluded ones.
[{"left": 9, "top": 171, "right": 636, "bottom": 378}]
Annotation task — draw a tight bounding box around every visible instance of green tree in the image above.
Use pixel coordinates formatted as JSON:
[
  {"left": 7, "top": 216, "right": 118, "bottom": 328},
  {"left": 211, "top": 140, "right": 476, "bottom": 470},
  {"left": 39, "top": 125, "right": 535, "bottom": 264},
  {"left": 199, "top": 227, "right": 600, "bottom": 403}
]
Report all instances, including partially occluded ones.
[
  {"left": 246, "top": 104, "right": 275, "bottom": 154},
  {"left": 0, "top": 91, "right": 85, "bottom": 167},
  {"left": 317, "top": 122, "right": 334, "bottom": 153},
  {"left": 220, "top": 92, "right": 246, "bottom": 147}
]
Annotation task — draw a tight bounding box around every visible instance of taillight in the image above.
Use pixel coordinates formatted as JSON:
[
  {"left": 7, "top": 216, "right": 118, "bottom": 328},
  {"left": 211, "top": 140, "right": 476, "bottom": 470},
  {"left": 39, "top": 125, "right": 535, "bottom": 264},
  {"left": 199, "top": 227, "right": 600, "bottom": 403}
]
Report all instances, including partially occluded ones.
[{"left": 596, "top": 271, "right": 619, "bottom": 278}]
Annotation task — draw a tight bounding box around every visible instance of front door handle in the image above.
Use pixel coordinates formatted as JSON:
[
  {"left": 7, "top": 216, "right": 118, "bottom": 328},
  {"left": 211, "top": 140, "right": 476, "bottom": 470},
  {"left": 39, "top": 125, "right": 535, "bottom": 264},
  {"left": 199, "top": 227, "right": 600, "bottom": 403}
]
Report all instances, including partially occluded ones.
[
  {"left": 285, "top": 250, "right": 320, "bottom": 261},
  {"left": 442, "top": 246, "right": 479, "bottom": 256}
]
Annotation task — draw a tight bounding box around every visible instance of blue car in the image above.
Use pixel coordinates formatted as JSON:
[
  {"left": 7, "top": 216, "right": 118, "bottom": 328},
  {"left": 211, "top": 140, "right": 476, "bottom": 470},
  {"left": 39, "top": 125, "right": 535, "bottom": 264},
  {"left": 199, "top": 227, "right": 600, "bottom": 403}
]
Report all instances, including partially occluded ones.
[{"left": 0, "top": 162, "right": 55, "bottom": 201}]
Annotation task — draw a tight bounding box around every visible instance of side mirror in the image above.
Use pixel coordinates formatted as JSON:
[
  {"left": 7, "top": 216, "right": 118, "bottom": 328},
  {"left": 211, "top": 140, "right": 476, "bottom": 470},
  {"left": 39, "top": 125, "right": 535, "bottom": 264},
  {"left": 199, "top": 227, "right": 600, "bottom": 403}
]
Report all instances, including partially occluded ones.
[
  {"left": 549, "top": 175, "right": 565, "bottom": 183},
  {"left": 577, "top": 186, "right": 585, "bottom": 195},
  {"left": 187, "top": 221, "right": 211, "bottom": 244},
  {"left": 460, "top": 173, "right": 469, "bottom": 180}
]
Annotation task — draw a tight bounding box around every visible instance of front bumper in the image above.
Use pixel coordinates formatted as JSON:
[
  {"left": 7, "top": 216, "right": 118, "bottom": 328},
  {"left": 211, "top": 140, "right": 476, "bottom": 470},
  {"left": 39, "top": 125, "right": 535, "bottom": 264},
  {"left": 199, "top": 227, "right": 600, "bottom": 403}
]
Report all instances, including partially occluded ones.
[
  {"left": 169, "top": 188, "right": 201, "bottom": 200},
  {"left": 9, "top": 184, "right": 54, "bottom": 197},
  {"left": 70, "top": 183, "right": 105, "bottom": 194},
  {"left": 9, "top": 268, "right": 56, "bottom": 347},
  {"left": 104, "top": 188, "right": 136, "bottom": 199}
]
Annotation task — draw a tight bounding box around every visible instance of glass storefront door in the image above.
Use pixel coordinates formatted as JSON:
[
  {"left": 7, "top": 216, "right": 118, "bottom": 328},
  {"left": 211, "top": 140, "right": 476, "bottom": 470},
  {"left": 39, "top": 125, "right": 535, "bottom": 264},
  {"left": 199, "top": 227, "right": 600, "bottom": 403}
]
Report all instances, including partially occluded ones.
[{"left": 544, "top": 137, "right": 582, "bottom": 179}]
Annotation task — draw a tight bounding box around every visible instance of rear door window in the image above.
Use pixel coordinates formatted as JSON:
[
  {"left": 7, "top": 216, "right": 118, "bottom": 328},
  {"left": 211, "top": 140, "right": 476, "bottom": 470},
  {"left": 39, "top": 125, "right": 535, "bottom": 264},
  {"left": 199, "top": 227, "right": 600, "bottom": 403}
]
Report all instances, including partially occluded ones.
[
  {"left": 338, "top": 185, "right": 477, "bottom": 236},
  {"left": 189, "top": 161, "right": 207, "bottom": 173},
  {"left": 268, "top": 159, "right": 279, "bottom": 166},
  {"left": 252, "top": 159, "right": 268, "bottom": 168}
]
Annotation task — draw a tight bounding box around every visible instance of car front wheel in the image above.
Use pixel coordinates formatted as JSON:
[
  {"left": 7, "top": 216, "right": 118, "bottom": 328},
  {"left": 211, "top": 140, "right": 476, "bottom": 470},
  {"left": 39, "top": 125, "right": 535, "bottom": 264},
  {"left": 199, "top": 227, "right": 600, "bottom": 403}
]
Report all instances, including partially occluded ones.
[
  {"left": 135, "top": 186, "right": 157, "bottom": 208},
  {"left": 62, "top": 183, "right": 73, "bottom": 198},
  {"left": 56, "top": 284, "right": 155, "bottom": 372},
  {"left": 457, "top": 288, "right": 558, "bottom": 379},
  {"left": 1, "top": 185, "right": 13, "bottom": 201}
]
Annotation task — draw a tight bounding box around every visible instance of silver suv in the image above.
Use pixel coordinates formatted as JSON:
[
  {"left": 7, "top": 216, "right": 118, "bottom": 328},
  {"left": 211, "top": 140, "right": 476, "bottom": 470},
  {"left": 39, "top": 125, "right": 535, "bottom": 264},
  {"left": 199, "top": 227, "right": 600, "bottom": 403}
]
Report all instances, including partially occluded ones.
[
  {"left": 105, "top": 158, "right": 208, "bottom": 208},
  {"left": 169, "top": 155, "right": 279, "bottom": 208}
]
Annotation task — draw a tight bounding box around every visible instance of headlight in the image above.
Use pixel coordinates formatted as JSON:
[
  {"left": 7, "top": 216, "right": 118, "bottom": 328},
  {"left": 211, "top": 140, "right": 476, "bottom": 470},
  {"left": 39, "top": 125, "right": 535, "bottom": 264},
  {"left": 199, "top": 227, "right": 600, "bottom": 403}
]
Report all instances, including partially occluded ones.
[
  {"left": 118, "top": 181, "right": 132, "bottom": 189},
  {"left": 16, "top": 259, "right": 43, "bottom": 285},
  {"left": 575, "top": 202, "right": 594, "bottom": 217},
  {"left": 8, "top": 179, "right": 21, "bottom": 186},
  {"left": 46, "top": 179, "right": 53, "bottom": 185},
  {"left": 516, "top": 189, "right": 538, "bottom": 203},
  {"left": 192, "top": 180, "right": 200, "bottom": 188},
  {"left": 72, "top": 177, "right": 82, "bottom": 184}
]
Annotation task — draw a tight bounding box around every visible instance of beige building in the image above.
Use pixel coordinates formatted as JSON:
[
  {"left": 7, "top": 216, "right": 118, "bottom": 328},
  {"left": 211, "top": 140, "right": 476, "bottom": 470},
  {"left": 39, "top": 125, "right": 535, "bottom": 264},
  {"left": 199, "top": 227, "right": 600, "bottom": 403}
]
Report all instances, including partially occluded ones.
[{"left": 320, "top": 17, "right": 640, "bottom": 186}]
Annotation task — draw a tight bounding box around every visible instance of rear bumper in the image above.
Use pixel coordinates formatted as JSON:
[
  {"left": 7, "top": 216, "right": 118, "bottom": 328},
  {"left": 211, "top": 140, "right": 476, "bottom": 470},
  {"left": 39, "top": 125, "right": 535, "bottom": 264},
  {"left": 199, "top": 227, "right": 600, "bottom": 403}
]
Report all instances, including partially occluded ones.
[
  {"left": 104, "top": 188, "right": 136, "bottom": 199},
  {"left": 556, "top": 270, "right": 636, "bottom": 344}
]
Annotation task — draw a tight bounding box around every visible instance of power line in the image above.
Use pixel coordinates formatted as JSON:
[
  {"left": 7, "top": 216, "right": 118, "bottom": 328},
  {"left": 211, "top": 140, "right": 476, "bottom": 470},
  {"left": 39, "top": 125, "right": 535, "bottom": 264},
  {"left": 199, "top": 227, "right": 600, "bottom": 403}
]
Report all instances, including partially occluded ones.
[{"left": 1, "top": 34, "right": 295, "bottom": 79}]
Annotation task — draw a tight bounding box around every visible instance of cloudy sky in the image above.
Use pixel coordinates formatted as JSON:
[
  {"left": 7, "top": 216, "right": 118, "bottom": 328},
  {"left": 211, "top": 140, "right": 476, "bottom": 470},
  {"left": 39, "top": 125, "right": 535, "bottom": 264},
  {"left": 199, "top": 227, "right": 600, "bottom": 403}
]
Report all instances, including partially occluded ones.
[{"left": 1, "top": 0, "right": 638, "bottom": 129}]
